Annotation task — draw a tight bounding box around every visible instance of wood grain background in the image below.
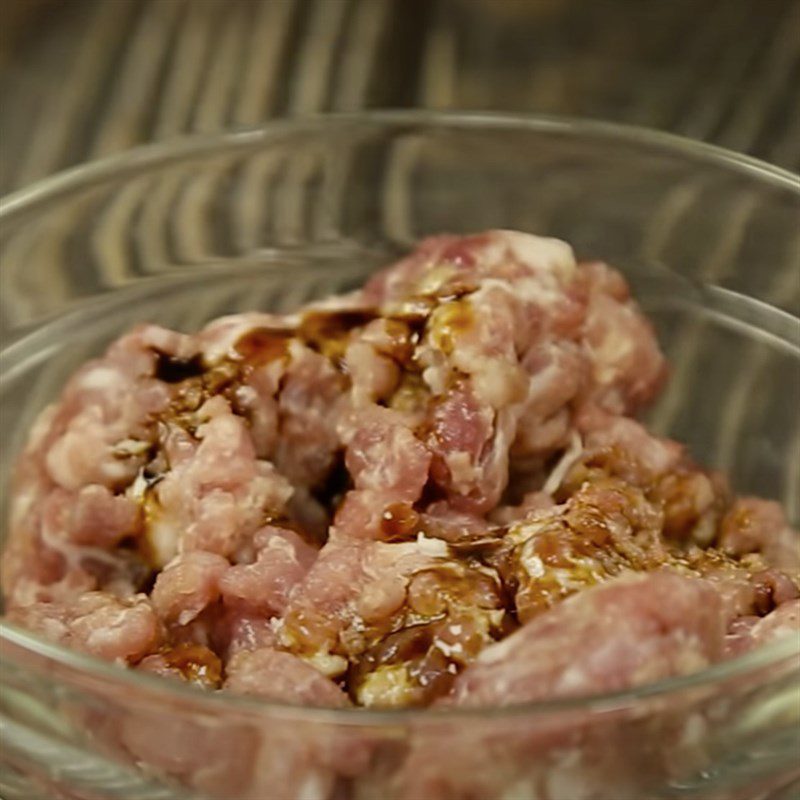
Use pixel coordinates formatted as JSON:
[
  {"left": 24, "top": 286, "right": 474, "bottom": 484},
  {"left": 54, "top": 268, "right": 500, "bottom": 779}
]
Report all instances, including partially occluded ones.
[{"left": 1, "top": 0, "right": 798, "bottom": 197}]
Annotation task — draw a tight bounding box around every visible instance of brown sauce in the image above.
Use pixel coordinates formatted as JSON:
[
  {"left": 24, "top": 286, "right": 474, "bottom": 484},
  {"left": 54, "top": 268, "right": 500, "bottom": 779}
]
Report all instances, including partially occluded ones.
[{"left": 153, "top": 352, "right": 205, "bottom": 383}]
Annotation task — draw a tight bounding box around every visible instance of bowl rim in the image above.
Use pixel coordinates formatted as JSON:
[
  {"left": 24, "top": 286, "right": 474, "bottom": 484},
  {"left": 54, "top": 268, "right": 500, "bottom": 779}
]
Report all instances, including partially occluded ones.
[
  {"left": 1, "top": 109, "right": 798, "bottom": 724},
  {"left": 1, "top": 110, "right": 798, "bottom": 220}
]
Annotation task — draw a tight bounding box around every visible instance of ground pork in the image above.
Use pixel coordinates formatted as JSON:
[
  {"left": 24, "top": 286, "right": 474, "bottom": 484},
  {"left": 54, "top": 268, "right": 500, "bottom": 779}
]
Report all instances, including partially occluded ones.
[{"left": 2, "top": 230, "right": 796, "bottom": 722}]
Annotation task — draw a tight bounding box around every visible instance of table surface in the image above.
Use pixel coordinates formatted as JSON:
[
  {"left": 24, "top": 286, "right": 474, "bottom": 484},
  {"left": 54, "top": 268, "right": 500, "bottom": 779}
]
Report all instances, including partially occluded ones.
[{"left": 1, "top": 0, "right": 799, "bottom": 197}]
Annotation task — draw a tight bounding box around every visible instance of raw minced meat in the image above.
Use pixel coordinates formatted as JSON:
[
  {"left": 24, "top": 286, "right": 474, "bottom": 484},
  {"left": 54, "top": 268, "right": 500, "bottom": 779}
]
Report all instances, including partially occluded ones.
[{"left": 2, "top": 230, "right": 798, "bottom": 715}]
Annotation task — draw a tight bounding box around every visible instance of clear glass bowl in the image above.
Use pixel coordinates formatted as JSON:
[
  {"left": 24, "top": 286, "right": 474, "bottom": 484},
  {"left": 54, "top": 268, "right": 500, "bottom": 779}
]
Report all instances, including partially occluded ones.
[{"left": 1, "top": 112, "right": 798, "bottom": 800}]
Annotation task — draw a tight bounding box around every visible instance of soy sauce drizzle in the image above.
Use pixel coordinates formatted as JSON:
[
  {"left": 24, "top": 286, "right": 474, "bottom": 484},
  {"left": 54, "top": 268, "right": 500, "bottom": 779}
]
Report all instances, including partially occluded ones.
[
  {"left": 153, "top": 352, "right": 205, "bottom": 383},
  {"left": 234, "top": 327, "right": 294, "bottom": 365}
]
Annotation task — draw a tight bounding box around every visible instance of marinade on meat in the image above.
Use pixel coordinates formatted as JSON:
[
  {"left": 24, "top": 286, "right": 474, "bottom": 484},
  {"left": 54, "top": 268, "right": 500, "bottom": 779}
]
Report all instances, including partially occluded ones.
[{"left": 2, "top": 230, "right": 798, "bottom": 713}]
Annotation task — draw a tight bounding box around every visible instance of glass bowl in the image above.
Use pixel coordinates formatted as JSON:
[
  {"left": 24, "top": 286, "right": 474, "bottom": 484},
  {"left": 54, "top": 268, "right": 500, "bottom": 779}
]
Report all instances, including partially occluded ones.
[{"left": 1, "top": 112, "right": 798, "bottom": 800}]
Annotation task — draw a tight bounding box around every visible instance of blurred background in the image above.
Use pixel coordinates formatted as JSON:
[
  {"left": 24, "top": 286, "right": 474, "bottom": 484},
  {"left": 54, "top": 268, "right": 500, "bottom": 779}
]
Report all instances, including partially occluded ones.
[{"left": 1, "top": 0, "right": 799, "bottom": 196}]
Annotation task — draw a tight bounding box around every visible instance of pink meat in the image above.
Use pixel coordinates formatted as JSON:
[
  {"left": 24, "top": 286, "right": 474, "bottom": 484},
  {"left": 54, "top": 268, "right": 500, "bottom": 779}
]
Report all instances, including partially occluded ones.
[
  {"left": 718, "top": 497, "right": 800, "bottom": 570},
  {"left": 279, "top": 539, "right": 368, "bottom": 656},
  {"left": 345, "top": 338, "right": 401, "bottom": 404},
  {"left": 7, "top": 591, "right": 161, "bottom": 663},
  {"left": 513, "top": 342, "right": 588, "bottom": 458},
  {"left": 362, "top": 234, "right": 465, "bottom": 304},
  {"left": 427, "top": 381, "right": 496, "bottom": 512},
  {"left": 490, "top": 490, "right": 555, "bottom": 526},
  {"left": 741, "top": 599, "right": 800, "bottom": 647},
  {"left": 578, "top": 413, "right": 685, "bottom": 478},
  {"left": 146, "top": 396, "right": 293, "bottom": 562},
  {"left": 272, "top": 343, "right": 346, "bottom": 488},
  {"left": 3, "top": 483, "right": 145, "bottom": 610},
  {"left": 224, "top": 648, "right": 350, "bottom": 707},
  {"left": 580, "top": 262, "right": 667, "bottom": 412},
  {"left": 341, "top": 406, "right": 431, "bottom": 507},
  {"left": 363, "top": 230, "right": 577, "bottom": 306},
  {"left": 279, "top": 536, "right": 507, "bottom": 706},
  {"left": 332, "top": 403, "right": 434, "bottom": 540},
  {"left": 137, "top": 642, "right": 223, "bottom": 689},
  {"left": 233, "top": 363, "right": 283, "bottom": 459},
  {"left": 215, "top": 609, "right": 278, "bottom": 658},
  {"left": 566, "top": 413, "right": 731, "bottom": 548},
  {"left": 41, "top": 325, "right": 186, "bottom": 492},
  {"left": 725, "top": 599, "right": 800, "bottom": 657},
  {"left": 3, "top": 228, "right": 796, "bottom": 734},
  {"left": 114, "top": 708, "right": 259, "bottom": 799},
  {"left": 219, "top": 526, "right": 318, "bottom": 616},
  {"left": 419, "top": 502, "right": 491, "bottom": 543},
  {"left": 61, "top": 485, "right": 142, "bottom": 548},
  {"left": 445, "top": 572, "right": 725, "bottom": 706},
  {"left": 2, "top": 326, "right": 180, "bottom": 607},
  {"left": 331, "top": 488, "right": 401, "bottom": 541},
  {"left": 432, "top": 284, "right": 523, "bottom": 407},
  {"left": 280, "top": 536, "right": 488, "bottom": 661},
  {"left": 150, "top": 551, "right": 229, "bottom": 627}
]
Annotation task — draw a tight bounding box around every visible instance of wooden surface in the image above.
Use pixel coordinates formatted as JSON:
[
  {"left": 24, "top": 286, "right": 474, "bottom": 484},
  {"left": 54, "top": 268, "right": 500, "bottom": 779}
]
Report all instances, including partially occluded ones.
[{"left": 1, "top": 0, "right": 799, "bottom": 196}]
